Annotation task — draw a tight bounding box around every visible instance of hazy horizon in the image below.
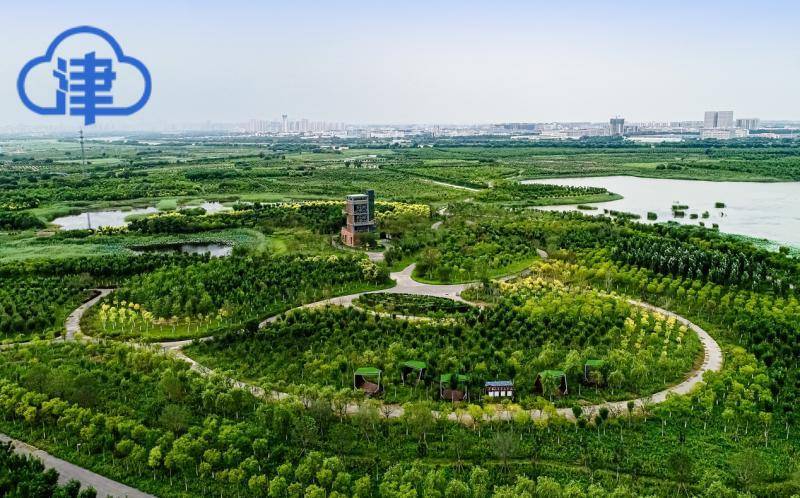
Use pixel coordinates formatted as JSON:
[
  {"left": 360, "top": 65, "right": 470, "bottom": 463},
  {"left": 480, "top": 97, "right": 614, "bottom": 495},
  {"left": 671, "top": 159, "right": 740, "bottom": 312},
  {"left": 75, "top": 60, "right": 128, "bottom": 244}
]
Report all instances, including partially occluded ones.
[{"left": 2, "top": 0, "right": 799, "bottom": 129}]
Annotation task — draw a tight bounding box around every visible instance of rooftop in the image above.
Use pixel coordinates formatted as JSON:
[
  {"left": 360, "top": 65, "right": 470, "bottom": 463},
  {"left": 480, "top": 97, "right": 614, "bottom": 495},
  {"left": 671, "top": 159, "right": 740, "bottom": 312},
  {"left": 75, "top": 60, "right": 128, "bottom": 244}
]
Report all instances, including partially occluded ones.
[
  {"left": 439, "top": 373, "right": 470, "bottom": 383},
  {"left": 485, "top": 380, "right": 514, "bottom": 387},
  {"left": 354, "top": 367, "right": 382, "bottom": 376}
]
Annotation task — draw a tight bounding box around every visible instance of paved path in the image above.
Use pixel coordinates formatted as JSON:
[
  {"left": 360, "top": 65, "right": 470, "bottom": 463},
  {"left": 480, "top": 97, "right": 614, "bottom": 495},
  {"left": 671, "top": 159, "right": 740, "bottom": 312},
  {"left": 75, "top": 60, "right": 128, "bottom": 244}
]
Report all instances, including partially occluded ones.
[
  {"left": 4, "top": 229, "right": 724, "bottom": 492},
  {"left": 65, "top": 289, "right": 113, "bottom": 340},
  {"left": 431, "top": 205, "right": 449, "bottom": 230},
  {"left": 423, "top": 179, "right": 480, "bottom": 192},
  {"left": 0, "top": 434, "right": 155, "bottom": 498},
  {"left": 53, "top": 260, "right": 723, "bottom": 429},
  {"left": 0, "top": 289, "right": 113, "bottom": 351},
  {"left": 331, "top": 238, "right": 385, "bottom": 262},
  {"left": 254, "top": 263, "right": 472, "bottom": 329},
  {"left": 169, "top": 263, "right": 722, "bottom": 424},
  {"left": 544, "top": 297, "right": 723, "bottom": 421},
  {"left": 0, "top": 288, "right": 151, "bottom": 498}
]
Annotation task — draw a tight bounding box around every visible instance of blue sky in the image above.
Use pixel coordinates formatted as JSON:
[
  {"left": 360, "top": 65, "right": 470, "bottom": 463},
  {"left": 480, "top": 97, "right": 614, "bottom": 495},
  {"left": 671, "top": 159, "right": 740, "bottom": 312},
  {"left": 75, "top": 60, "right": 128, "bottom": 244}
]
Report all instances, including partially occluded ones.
[{"left": 2, "top": 0, "right": 799, "bottom": 126}]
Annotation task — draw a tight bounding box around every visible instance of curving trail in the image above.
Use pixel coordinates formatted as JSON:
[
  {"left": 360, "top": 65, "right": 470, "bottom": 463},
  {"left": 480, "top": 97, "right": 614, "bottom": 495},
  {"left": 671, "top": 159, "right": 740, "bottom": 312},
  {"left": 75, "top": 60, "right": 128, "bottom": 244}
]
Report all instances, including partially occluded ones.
[
  {"left": 0, "top": 434, "right": 155, "bottom": 498},
  {"left": 8, "top": 254, "right": 722, "bottom": 495},
  {"left": 0, "top": 289, "right": 151, "bottom": 498},
  {"left": 422, "top": 179, "right": 480, "bottom": 192},
  {"left": 65, "top": 289, "right": 113, "bottom": 340},
  {"left": 551, "top": 297, "right": 723, "bottom": 421},
  {"left": 167, "top": 263, "right": 722, "bottom": 423},
  {"left": 63, "top": 263, "right": 723, "bottom": 426}
]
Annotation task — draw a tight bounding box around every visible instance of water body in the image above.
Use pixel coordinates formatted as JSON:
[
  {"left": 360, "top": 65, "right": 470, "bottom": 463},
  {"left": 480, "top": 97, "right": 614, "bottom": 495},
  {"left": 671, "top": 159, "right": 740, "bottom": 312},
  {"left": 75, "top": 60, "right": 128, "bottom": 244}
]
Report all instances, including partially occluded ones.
[
  {"left": 53, "top": 202, "right": 230, "bottom": 230},
  {"left": 131, "top": 243, "right": 232, "bottom": 257},
  {"left": 522, "top": 176, "right": 800, "bottom": 248}
]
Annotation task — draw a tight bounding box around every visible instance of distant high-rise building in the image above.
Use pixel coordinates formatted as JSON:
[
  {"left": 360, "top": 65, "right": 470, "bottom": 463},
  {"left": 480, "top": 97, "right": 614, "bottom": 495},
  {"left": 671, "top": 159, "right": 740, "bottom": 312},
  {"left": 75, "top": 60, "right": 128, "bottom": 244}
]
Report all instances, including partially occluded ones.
[
  {"left": 609, "top": 117, "right": 625, "bottom": 136},
  {"left": 704, "top": 111, "right": 734, "bottom": 129},
  {"left": 281, "top": 114, "right": 288, "bottom": 133},
  {"left": 736, "top": 118, "right": 760, "bottom": 130},
  {"left": 717, "top": 111, "right": 734, "bottom": 129}
]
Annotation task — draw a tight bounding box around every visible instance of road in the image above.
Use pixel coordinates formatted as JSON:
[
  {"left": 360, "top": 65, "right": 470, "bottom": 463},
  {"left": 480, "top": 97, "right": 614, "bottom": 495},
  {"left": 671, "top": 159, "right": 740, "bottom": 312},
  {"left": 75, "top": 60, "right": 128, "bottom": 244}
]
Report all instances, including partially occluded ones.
[{"left": 1, "top": 432, "right": 155, "bottom": 497}]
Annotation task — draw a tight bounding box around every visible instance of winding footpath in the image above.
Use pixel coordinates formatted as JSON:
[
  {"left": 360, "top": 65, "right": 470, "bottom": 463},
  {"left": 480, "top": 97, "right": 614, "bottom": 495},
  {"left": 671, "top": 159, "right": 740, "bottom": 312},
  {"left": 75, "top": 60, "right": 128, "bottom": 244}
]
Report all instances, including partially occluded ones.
[
  {"left": 0, "top": 288, "right": 153, "bottom": 498},
  {"left": 164, "top": 262, "right": 722, "bottom": 423},
  {"left": 422, "top": 179, "right": 480, "bottom": 192},
  {"left": 1, "top": 258, "right": 723, "bottom": 496},
  {"left": 65, "top": 289, "right": 114, "bottom": 340},
  {"left": 0, "top": 434, "right": 154, "bottom": 498}
]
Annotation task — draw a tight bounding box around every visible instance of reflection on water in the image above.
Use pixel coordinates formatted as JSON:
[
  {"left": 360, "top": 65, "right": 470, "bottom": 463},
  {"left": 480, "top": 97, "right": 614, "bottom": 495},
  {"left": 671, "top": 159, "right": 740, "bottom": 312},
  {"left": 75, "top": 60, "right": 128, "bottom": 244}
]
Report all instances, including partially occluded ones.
[
  {"left": 53, "top": 202, "right": 230, "bottom": 230},
  {"left": 131, "top": 243, "right": 232, "bottom": 257},
  {"left": 522, "top": 176, "right": 800, "bottom": 247}
]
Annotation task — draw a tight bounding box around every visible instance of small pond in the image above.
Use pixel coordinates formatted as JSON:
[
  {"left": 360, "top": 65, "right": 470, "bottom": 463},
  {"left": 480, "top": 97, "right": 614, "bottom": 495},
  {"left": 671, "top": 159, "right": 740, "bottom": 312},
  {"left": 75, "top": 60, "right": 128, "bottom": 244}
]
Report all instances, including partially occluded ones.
[
  {"left": 53, "top": 202, "right": 230, "bottom": 230},
  {"left": 131, "top": 243, "right": 232, "bottom": 257}
]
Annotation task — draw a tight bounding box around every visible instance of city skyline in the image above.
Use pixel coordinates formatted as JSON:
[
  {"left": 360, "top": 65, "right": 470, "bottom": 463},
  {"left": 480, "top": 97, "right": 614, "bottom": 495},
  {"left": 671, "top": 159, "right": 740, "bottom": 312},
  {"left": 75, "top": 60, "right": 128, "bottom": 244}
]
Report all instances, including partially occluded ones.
[
  {"left": 1, "top": 0, "right": 799, "bottom": 128},
  {"left": 2, "top": 110, "right": 799, "bottom": 135}
]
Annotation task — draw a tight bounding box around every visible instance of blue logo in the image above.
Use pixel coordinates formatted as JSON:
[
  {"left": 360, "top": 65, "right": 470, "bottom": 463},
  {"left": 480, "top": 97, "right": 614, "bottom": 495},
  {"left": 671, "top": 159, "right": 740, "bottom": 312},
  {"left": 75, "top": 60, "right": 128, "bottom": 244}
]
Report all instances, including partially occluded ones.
[{"left": 17, "top": 26, "right": 151, "bottom": 125}]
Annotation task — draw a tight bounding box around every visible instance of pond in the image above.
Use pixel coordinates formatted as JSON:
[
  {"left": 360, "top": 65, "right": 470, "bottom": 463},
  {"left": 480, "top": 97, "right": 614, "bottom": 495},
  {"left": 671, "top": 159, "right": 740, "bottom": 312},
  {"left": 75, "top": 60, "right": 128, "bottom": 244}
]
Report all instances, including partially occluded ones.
[
  {"left": 522, "top": 176, "right": 800, "bottom": 248},
  {"left": 52, "top": 202, "right": 230, "bottom": 230},
  {"left": 131, "top": 243, "right": 232, "bottom": 257}
]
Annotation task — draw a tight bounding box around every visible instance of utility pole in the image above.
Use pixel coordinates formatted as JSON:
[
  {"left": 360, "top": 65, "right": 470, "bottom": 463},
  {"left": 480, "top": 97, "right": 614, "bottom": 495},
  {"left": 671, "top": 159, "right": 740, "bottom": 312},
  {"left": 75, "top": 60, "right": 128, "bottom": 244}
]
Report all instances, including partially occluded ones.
[
  {"left": 79, "top": 129, "right": 86, "bottom": 165},
  {"left": 79, "top": 129, "right": 90, "bottom": 229}
]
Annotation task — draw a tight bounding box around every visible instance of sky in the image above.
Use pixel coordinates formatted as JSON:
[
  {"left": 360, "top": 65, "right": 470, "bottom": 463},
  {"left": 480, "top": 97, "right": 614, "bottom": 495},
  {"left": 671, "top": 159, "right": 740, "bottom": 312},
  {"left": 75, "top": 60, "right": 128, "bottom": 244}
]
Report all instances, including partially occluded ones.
[{"left": 1, "top": 0, "right": 799, "bottom": 128}]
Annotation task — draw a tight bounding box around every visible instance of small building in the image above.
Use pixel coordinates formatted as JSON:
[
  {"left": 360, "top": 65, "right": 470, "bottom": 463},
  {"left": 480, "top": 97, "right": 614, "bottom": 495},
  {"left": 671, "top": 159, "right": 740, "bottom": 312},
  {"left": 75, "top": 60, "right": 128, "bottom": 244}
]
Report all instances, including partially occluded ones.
[
  {"left": 439, "top": 373, "right": 470, "bottom": 402},
  {"left": 400, "top": 360, "right": 427, "bottom": 386},
  {"left": 534, "top": 370, "right": 568, "bottom": 397},
  {"left": 484, "top": 380, "right": 514, "bottom": 400},
  {"left": 583, "top": 359, "right": 606, "bottom": 384},
  {"left": 340, "top": 190, "right": 376, "bottom": 247},
  {"left": 354, "top": 367, "right": 382, "bottom": 396}
]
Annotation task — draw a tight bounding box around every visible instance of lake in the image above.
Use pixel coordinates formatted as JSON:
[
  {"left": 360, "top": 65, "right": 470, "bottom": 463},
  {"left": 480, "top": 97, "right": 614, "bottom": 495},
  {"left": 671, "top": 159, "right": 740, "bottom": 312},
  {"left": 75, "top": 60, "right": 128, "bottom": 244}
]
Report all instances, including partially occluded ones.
[
  {"left": 522, "top": 176, "right": 800, "bottom": 248},
  {"left": 52, "top": 202, "right": 230, "bottom": 230},
  {"left": 131, "top": 242, "right": 232, "bottom": 257}
]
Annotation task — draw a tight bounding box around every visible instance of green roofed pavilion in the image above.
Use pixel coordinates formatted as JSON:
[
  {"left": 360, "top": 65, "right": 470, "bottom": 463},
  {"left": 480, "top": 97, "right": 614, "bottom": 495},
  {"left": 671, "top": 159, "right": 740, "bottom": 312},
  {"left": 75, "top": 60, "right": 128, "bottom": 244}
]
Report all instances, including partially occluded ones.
[
  {"left": 584, "top": 359, "right": 606, "bottom": 384},
  {"left": 354, "top": 367, "right": 382, "bottom": 396},
  {"left": 400, "top": 361, "right": 427, "bottom": 386},
  {"left": 534, "top": 370, "right": 568, "bottom": 397},
  {"left": 354, "top": 367, "right": 382, "bottom": 376},
  {"left": 402, "top": 360, "right": 427, "bottom": 371},
  {"left": 439, "top": 373, "right": 470, "bottom": 402},
  {"left": 439, "top": 373, "right": 470, "bottom": 383},
  {"left": 540, "top": 369, "right": 565, "bottom": 378}
]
